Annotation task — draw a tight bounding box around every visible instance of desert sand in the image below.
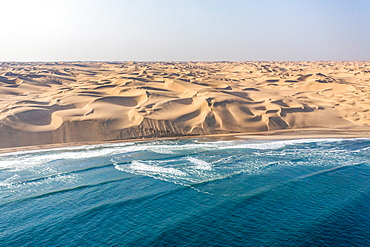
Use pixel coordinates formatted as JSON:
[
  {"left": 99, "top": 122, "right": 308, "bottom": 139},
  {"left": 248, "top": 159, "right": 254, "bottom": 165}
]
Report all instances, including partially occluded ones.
[{"left": 1, "top": 61, "right": 370, "bottom": 150}]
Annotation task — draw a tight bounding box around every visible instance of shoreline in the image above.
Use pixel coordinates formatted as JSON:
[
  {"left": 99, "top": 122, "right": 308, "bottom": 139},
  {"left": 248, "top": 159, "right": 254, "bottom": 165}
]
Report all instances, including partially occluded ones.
[{"left": 1, "top": 127, "right": 370, "bottom": 155}]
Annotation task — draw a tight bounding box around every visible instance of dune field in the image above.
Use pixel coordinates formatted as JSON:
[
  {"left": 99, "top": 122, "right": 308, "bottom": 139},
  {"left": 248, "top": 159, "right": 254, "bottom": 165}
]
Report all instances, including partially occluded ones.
[{"left": 1, "top": 61, "right": 370, "bottom": 149}]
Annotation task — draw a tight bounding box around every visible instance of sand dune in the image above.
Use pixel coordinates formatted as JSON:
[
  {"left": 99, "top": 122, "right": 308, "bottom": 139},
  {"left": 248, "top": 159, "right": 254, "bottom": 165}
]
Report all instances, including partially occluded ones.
[{"left": 1, "top": 61, "right": 370, "bottom": 148}]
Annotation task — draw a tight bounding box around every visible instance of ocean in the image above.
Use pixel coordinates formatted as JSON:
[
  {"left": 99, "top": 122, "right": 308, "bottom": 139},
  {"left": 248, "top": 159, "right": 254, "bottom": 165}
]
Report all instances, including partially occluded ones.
[{"left": 1, "top": 138, "right": 369, "bottom": 246}]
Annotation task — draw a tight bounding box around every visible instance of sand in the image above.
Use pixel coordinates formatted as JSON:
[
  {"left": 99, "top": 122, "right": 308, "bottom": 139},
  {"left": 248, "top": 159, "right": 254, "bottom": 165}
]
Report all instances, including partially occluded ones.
[{"left": 1, "top": 61, "right": 370, "bottom": 150}]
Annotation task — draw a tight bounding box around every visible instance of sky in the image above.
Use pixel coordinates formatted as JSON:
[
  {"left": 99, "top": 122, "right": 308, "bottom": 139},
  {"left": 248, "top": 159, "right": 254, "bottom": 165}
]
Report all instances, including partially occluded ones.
[{"left": 0, "top": 0, "right": 369, "bottom": 61}]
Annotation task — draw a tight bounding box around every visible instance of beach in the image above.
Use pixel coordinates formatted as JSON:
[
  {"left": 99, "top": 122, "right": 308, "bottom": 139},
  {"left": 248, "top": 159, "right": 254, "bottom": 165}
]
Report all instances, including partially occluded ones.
[{"left": 1, "top": 61, "right": 370, "bottom": 151}]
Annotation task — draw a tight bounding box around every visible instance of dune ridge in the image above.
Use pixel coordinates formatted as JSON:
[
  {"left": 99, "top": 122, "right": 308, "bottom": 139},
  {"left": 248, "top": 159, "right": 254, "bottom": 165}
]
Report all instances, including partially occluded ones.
[{"left": 1, "top": 61, "right": 370, "bottom": 148}]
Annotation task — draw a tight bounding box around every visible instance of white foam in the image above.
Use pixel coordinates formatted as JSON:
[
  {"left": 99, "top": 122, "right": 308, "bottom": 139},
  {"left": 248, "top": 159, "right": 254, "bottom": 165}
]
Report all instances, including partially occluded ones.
[
  {"left": 0, "top": 173, "right": 78, "bottom": 189},
  {"left": 187, "top": 157, "right": 213, "bottom": 171},
  {"left": 0, "top": 150, "right": 101, "bottom": 171},
  {"left": 221, "top": 138, "right": 344, "bottom": 150},
  {"left": 2, "top": 137, "right": 364, "bottom": 159},
  {"left": 115, "top": 161, "right": 187, "bottom": 176},
  {"left": 0, "top": 141, "right": 134, "bottom": 157},
  {"left": 0, "top": 143, "right": 144, "bottom": 171},
  {"left": 0, "top": 137, "right": 354, "bottom": 174}
]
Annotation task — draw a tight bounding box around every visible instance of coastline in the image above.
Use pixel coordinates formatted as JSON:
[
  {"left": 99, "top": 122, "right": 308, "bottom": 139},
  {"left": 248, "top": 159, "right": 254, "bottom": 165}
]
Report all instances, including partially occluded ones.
[{"left": 1, "top": 127, "right": 370, "bottom": 155}]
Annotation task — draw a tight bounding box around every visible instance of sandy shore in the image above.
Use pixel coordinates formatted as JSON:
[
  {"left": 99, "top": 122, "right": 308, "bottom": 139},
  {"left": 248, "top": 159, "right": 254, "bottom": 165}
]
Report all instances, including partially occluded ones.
[
  {"left": 1, "top": 61, "right": 370, "bottom": 151},
  {"left": 1, "top": 128, "right": 370, "bottom": 155}
]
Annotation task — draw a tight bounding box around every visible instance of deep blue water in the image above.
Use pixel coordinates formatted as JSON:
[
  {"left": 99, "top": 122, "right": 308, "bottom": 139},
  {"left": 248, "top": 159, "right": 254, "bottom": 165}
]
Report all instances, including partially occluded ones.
[{"left": 1, "top": 138, "right": 370, "bottom": 246}]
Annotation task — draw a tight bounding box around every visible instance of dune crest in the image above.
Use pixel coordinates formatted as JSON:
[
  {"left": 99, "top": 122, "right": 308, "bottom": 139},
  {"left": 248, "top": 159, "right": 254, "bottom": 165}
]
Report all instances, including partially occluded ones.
[{"left": 1, "top": 61, "right": 370, "bottom": 148}]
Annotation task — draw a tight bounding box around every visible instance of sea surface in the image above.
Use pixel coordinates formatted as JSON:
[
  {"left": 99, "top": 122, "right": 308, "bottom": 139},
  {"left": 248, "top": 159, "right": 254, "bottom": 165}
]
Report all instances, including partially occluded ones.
[{"left": 1, "top": 138, "right": 370, "bottom": 246}]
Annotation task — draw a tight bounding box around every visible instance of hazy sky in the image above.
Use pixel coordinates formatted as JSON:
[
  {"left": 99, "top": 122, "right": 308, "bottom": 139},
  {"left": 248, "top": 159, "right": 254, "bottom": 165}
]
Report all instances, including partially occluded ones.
[{"left": 1, "top": 0, "right": 369, "bottom": 61}]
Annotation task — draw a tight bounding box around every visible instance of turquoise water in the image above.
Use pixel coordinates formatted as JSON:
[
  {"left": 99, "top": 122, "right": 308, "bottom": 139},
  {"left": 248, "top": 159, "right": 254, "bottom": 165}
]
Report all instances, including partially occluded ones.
[{"left": 1, "top": 138, "right": 370, "bottom": 246}]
